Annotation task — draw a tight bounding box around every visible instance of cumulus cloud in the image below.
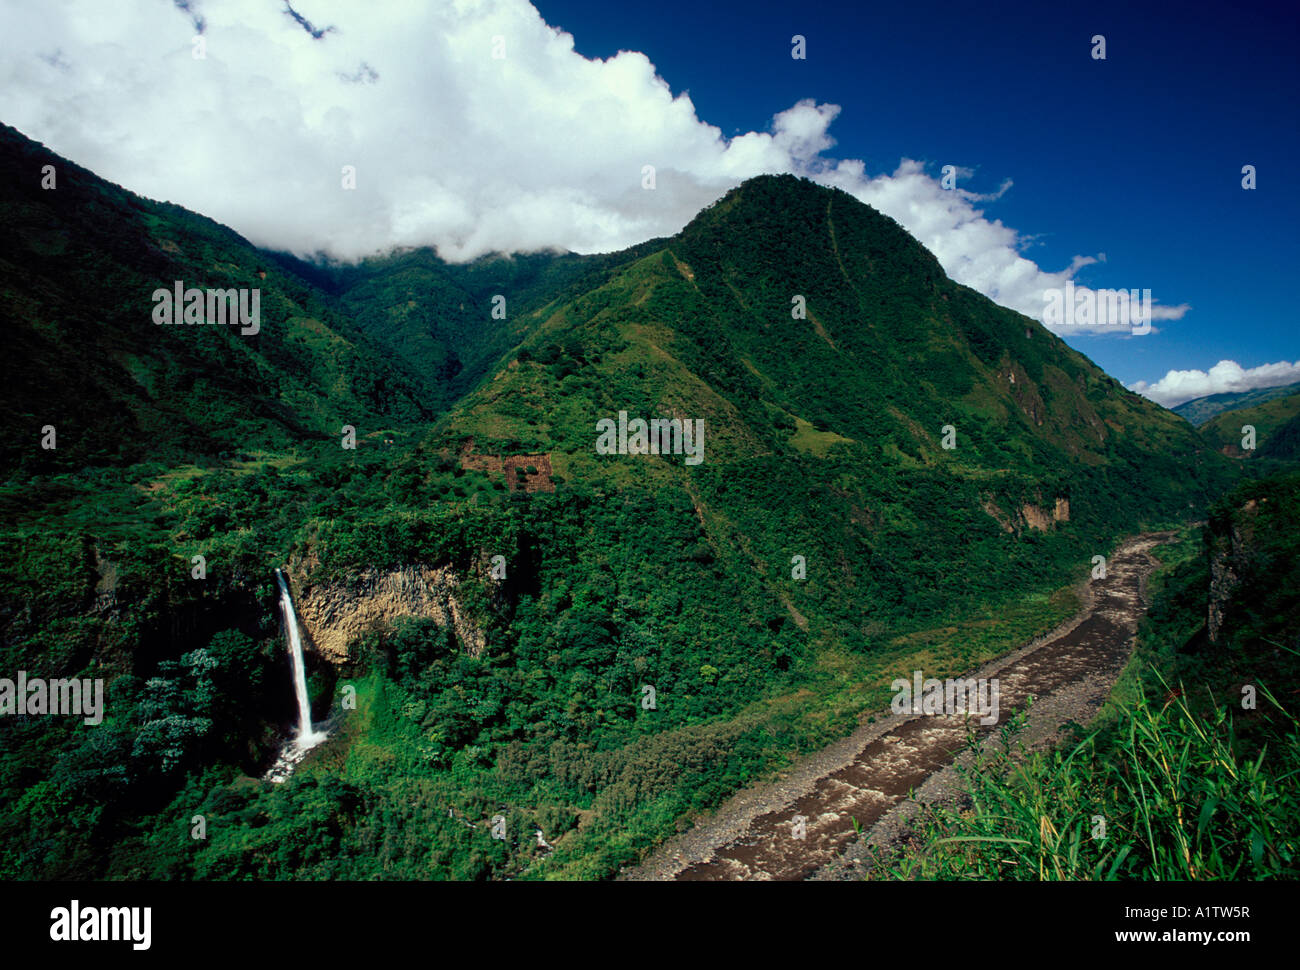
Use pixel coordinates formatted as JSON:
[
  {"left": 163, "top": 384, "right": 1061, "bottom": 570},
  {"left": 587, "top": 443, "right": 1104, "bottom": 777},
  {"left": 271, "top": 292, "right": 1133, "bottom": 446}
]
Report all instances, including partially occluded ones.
[
  {"left": 0, "top": 0, "right": 1184, "bottom": 332},
  {"left": 818, "top": 159, "right": 1187, "bottom": 332},
  {"left": 1129, "top": 360, "right": 1300, "bottom": 408}
]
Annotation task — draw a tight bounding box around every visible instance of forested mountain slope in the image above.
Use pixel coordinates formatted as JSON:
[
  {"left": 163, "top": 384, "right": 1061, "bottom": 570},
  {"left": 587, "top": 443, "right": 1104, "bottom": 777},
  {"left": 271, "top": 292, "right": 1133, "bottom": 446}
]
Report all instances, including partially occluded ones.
[
  {"left": 0, "top": 124, "right": 433, "bottom": 474},
  {"left": 0, "top": 142, "right": 1243, "bottom": 881},
  {"left": 1195, "top": 389, "right": 1300, "bottom": 460},
  {"left": 432, "top": 174, "right": 1237, "bottom": 636}
]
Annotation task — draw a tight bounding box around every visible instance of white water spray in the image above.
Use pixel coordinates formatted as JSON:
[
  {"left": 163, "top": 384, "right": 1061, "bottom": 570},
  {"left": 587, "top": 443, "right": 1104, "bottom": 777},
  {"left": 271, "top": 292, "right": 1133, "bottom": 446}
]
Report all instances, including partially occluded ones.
[{"left": 275, "top": 568, "right": 327, "bottom": 751}]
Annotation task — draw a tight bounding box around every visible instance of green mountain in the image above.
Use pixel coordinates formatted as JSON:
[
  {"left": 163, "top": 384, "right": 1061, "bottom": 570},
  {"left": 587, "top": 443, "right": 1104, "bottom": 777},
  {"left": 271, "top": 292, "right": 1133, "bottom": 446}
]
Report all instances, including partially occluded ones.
[
  {"left": 410, "top": 173, "right": 1238, "bottom": 658},
  {"left": 442, "top": 174, "right": 1231, "bottom": 523},
  {"left": 1258, "top": 411, "right": 1300, "bottom": 461},
  {"left": 0, "top": 135, "right": 1243, "bottom": 881},
  {"left": 1173, "top": 381, "right": 1300, "bottom": 426},
  {"left": 274, "top": 243, "right": 667, "bottom": 412},
  {"left": 1195, "top": 389, "right": 1300, "bottom": 459},
  {"left": 0, "top": 123, "right": 434, "bottom": 475}
]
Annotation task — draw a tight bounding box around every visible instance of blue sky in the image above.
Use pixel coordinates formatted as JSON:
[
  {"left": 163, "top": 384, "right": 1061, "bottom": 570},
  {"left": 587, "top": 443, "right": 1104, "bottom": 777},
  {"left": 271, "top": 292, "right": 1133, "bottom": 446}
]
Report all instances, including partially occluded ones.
[
  {"left": 2, "top": 0, "right": 1294, "bottom": 405},
  {"left": 535, "top": 0, "right": 1299, "bottom": 401}
]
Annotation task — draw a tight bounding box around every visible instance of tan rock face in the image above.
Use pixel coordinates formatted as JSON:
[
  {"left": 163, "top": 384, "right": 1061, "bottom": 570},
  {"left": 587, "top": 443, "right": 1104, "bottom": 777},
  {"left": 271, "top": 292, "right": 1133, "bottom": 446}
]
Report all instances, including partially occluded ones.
[
  {"left": 293, "top": 565, "right": 485, "bottom": 663},
  {"left": 1021, "top": 504, "right": 1053, "bottom": 531},
  {"left": 983, "top": 494, "right": 1068, "bottom": 533},
  {"left": 1018, "top": 496, "right": 1070, "bottom": 532}
]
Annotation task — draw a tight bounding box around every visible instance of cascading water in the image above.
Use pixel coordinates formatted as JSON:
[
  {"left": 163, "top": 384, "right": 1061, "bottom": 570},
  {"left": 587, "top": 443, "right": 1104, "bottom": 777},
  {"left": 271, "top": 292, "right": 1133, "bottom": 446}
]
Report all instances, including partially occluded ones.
[{"left": 264, "top": 568, "right": 328, "bottom": 782}]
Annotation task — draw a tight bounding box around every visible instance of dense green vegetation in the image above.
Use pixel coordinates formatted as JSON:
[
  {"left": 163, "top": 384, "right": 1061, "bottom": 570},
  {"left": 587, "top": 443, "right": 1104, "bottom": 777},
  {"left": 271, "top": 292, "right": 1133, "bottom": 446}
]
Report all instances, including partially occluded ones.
[
  {"left": 0, "top": 444, "right": 1101, "bottom": 879},
  {"left": 1196, "top": 389, "right": 1300, "bottom": 460},
  {"left": 0, "top": 130, "right": 1262, "bottom": 881},
  {"left": 0, "top": 124, "right": 433, "bottom": 476},
  {"left": 289, "top": 242, "right": 669, "bottom": 412}
]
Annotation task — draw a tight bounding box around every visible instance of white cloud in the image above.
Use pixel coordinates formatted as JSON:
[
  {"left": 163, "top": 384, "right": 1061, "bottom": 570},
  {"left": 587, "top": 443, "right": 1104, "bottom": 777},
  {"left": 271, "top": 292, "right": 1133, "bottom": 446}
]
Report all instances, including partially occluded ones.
[
  {"left": 817, "top": 159, "right": 1188, "bottom": 333},
  {"left": 1129, "top": 360, "right": 1300, "bottom": 408},
  {"left": 0, "top": 0, "right": 1184, "bottom": 332}
]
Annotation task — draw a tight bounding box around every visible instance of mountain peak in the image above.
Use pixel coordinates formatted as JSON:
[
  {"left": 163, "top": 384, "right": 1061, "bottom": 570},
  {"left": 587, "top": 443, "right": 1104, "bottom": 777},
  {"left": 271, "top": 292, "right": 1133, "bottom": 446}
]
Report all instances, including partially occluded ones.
[{"left": 678, "top": 172, "right": 943, "bottom": 283}]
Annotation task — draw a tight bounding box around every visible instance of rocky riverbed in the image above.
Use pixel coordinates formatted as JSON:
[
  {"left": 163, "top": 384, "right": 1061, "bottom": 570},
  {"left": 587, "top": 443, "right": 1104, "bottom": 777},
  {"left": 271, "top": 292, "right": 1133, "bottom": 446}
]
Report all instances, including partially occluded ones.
[{"left": 623, "top": 532, "right": 1174, "bottom": 881}]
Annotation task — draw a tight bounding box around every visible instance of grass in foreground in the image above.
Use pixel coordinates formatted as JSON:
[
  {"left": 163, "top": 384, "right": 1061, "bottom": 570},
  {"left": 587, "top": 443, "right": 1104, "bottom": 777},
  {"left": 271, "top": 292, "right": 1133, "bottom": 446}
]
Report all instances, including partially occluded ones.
[{"left": 866, "top": 674, "right": 1299, "bottom": 880}]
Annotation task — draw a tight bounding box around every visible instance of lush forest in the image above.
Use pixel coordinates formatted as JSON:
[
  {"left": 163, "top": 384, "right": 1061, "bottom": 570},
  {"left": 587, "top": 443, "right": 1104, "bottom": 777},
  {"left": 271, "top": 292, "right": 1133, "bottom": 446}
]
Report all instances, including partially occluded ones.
[{"left": 1, "top": 129, "right": 1278, "bottom": 881}]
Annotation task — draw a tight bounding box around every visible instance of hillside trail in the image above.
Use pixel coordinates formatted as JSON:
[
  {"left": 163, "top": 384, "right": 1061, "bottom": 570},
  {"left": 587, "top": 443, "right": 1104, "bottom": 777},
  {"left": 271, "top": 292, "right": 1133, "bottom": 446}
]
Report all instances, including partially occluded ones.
[{"left": 624, "top": 531, "right": 1176, "bottom": 881}]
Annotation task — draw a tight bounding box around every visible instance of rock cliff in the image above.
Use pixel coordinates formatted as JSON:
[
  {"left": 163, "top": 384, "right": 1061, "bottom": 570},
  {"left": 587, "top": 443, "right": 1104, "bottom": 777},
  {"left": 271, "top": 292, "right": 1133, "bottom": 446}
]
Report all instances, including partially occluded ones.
[
  {"left": 1207, "top": 498, "right": 1261, "bottom": 643},
  {"left": 292, "top": 564, "right": 486, "bottom": 662}
]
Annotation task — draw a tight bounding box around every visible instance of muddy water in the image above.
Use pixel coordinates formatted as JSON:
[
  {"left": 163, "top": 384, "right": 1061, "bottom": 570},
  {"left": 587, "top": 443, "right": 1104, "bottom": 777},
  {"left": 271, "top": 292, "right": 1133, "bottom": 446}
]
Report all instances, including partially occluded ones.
[{"left": 652, "top": 533, "right": 1171, "bottom": 881}]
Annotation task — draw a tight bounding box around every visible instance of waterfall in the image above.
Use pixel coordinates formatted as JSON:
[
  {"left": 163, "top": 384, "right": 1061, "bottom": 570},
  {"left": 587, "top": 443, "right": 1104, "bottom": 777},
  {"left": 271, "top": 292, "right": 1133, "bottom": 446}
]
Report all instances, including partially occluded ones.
[{"left": 274, "top": 569, "right": 327, "bottom": 752}]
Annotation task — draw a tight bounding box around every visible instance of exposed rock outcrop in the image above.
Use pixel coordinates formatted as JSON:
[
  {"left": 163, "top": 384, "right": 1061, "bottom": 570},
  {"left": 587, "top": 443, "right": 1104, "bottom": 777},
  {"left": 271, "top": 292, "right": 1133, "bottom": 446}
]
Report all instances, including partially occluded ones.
[
  {"left": 1021, "top": 504, "right": 1053, "bottom": 531},
  {"left": 457, "top": 439, "right": 555, "bottom": 492},
  {"left": 981, "top": 493, "right": 1068, "bottom": 533},
  {"left": 1207, "top": 498, "right": 1260, "bottom": 643},
  {"left": 980, "top": 496, "right": 1014, "bottom": 533},
  {"left": 91, "top": 544, "right": 119, "bottom": 614},
  {"left": 1003, "top": 360, "right": 1046, "bottom": 427},
  {"left": 293, "top": 564, "right": 485, "bottom": 663}
]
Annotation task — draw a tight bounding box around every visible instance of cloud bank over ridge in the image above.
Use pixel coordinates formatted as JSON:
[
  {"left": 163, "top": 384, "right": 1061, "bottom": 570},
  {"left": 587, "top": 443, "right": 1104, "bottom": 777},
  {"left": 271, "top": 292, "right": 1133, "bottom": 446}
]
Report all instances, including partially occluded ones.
[
  {"left": 0, "top": 0, "right": 1188, "bottom": 332},
  {"left": 1129, "top": 360, "right": 1300, "bottom": 408}
]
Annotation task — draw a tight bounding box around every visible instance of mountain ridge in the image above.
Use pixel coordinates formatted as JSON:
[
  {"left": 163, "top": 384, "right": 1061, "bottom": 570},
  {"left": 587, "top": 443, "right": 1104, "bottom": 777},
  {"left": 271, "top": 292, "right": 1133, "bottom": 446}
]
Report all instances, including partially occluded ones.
[
  {"left": 437, "top": 173, "right": 1230, "bottom": 490},
  {"left": 0, "top": 122, "right": 435, "bottom": 474},
  {"left": 1194, "top": 388, "right": 1300, "bottom": 460},
  {"left": 1173, "top": 381, "right": 1300, "bottom": 426}
]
